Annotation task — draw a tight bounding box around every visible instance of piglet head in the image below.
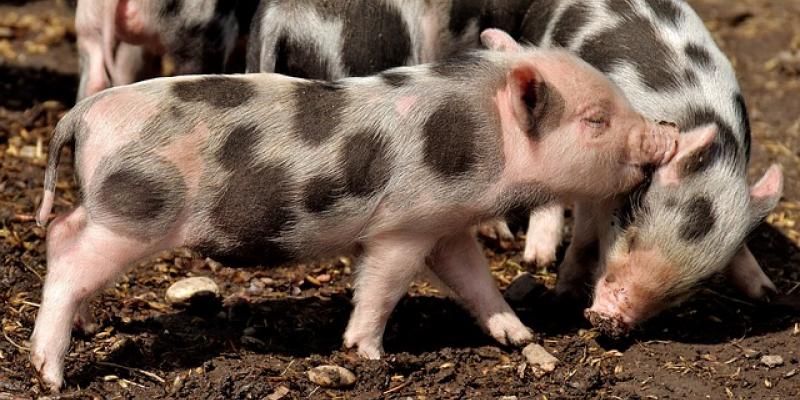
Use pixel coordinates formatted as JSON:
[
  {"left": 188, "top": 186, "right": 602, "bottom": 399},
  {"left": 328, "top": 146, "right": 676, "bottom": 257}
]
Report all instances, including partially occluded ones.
[
  {"left": 586, "top": 124, "right": 784, "bottom": 337},
  {"left": 483, "top": 29, "right": 679, "bottom": 201}
]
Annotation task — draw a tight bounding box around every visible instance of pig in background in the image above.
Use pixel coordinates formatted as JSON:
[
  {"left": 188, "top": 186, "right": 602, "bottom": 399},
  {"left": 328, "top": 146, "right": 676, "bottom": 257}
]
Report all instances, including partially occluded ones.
[
  {"left": 30, "top": 30, "right": 684, "bottom": 391},
  {"left": 515, "top": 0, "right": 783, "bottom": 336},
  {"left": 246, "top": 0, "right": 533, "bottom": 78},
  {"left": 74, "top": 0, "right": 259, "bottom": 100}
]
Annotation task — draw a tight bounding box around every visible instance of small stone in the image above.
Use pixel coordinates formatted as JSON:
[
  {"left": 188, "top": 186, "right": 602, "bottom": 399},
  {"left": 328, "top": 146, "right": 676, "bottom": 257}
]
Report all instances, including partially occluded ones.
[
  {"left": 266, "top": 385, "right": 290, "bottom": 400},
  {"left": 761, "top": 355, "right": 784, "bottom": 368},
  {"left": 307, "top": 365, "right": 357, "bottom": 388},
  {"left": 522, "top": 343, "right": 559, "bottom": 377},
  {"left": 743, "top": 348, "right": 761, "bottom": 359},
  {"left": 499, "top": 396, "right": 518, "bottom": 400},
  {"left": 166, "top": 276, "right": 220, "bottom": 305}
]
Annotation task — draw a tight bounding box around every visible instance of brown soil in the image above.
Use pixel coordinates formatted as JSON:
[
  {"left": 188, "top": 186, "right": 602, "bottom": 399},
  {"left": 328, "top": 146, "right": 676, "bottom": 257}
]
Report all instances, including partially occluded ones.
[{"left": 1, "top": 0, "right": 799, "bottom": 398}]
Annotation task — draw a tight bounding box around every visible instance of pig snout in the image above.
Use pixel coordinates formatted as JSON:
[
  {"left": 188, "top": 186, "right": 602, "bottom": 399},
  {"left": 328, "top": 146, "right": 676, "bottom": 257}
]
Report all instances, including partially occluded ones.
[
  {"left": 584, "top": 278, "right": 636, "bottom": 339},
  {"left": 625, "top": 120, "right": 679, "bottom": 167}
]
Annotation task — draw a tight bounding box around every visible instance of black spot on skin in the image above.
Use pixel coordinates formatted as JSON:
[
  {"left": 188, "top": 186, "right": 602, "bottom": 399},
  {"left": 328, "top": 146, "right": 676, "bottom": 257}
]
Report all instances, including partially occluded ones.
[
  {"left": 684, "top": 43, "right": 714, "bottom": 70},
  {"left": 519, "top": 0, "right": 558, "bottom": 46},
  {"left": 338, "top": 1, "right": 412, "bottom": 77},
  {"left": 96, "top": 157, "right": 186, "bottom": 238},
  {"left": 449, "top": 0, "right": 482, "bottom": 36},
  {"left": 218, "top": 123, "right": 261, "bottom": 170},
  {"left": 579, "top": 16, "right": 681, "bottom": 92},
  {"left": 303, "top": 175, "right": 342, "bottom": 214},
  {"left": 210, "top": 164, "right": 293, "bottom": 264},
  {"left": 430, "top": 52, "right": 486, "bottom": 78},
  {"left": 733, "top": 92, "right": 751, "bottom": 162},
  {"left": 423, "top": 99, "right": 479, "bottom": 178},
  {"left": 99, "top": 170, "right": 170, "bottom": 221},
  {"left": 172, "top": 77, "right": 257, "bottom": 109},
  {"left": 273, "top": 33, "right": 332, "bottom": 79},
  {"left": 292, "top": 81, "right": 346, "bottom": 145},
  {"left": 645, "top": 0, "right": 682, "bottom": 26},
  {"left": 480, "top": 0, "right": 535, "bottom": 37},
  {"left": 341, "top": 129, "right": 392, "bottom": 197},
  {"left": 679, "top": 196, "right": 716, "bottom": 241},
  {"left": 525, "top": 80, "right": 566, "bottom": 137},
  {"left": 678, "top": 106, "right": 743, "bottom": 173},
  {"left": 162, "top": 0, "right": 182, "bottom": 16},
  {"left": 551, "top": 3, "right": 592, "bottom": 48},
  {"left": 615, "top": 180, "right": 651, "bottom": 229},
  {"left": 606, "top": 0, "right": 638, "bottom": 20},
  {"left": 683, "top": 68, "right": 699, "bottom": 87},
  {"left": 381, "top": 70, "right": 411, "bottom": 88},
  {"left": 665, "top": 197, "right": 679, "bottom": 208}
]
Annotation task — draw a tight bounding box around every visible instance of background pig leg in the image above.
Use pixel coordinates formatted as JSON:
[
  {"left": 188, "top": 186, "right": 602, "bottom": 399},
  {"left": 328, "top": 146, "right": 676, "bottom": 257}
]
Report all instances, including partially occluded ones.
[
  {"left": 429, "top": 232, "right": 533, "bottom": 346},
  {"left": 109, "top": 43, "right": 160, "bottom": 86},
  {"left": 343, "top": 233, "right": 435, "bottom": 359},
  {"left": 554, "top": 199, "right": 617, "bottom": 301},
  {"left": 30, "top": 208, "right": 164, "bottom": 392},
  {"left": 726, "top": 245, "right": 778, "bottom": 299},
  {"left": 523, "top": 203, "right": 565, "bottom": 267},
  {"left": 478, "top": 219, "right": 516, "bottom": 243},
  {"left": 76, "top": 39, "right": 109, "bottom": 100}
]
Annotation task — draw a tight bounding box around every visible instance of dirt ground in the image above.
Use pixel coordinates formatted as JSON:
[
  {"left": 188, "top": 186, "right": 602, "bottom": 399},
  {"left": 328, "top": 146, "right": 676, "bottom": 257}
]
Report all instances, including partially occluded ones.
[{"left": 1, "top": 0, "right": 799, "bottom": 398}]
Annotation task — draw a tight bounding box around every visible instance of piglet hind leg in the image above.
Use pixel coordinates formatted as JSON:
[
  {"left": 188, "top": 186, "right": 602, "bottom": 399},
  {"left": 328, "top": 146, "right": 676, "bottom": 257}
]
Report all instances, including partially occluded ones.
[
  {"left": 30, "top": 208, "right": 163, "bottom": 392},
  {"left": 429, "top": 232, "right": 533, "bottom": 347},
  {"left": 343, "top": 233, "right": 436, "bottom": 359}
]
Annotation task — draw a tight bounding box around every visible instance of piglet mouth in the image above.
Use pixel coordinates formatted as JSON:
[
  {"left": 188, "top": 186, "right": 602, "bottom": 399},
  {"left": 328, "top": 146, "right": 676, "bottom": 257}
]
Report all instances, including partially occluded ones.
[{"left": 584, "top": 309, "right": 631, "bottom": 340}]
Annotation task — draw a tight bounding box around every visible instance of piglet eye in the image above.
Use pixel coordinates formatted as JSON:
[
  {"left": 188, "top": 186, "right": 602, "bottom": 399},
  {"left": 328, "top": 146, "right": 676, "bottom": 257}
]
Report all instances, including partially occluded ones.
[{"left": 583, "top": 114, "right": 607, "bottom": 128}]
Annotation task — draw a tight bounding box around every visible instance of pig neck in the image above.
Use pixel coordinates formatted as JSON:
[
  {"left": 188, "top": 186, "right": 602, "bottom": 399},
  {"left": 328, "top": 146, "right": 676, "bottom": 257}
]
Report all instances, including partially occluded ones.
[{"left": 482, "top": 84, "right": 556, "bottom": 217}]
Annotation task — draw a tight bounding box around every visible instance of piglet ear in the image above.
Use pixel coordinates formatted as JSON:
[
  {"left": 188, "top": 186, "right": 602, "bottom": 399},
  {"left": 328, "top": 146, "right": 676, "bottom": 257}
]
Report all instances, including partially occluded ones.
[
  {"left": 655, "top": 125, "right": 717, "bottom": 186},
  {"left": 481, "top": 28, "right": 522, "bottom": 52},
  {"left": 505, "top": 63, "right": 541, "bottom": 134},
  {"left": 749, "top": 164, "right": 783, "bottom": 221}
]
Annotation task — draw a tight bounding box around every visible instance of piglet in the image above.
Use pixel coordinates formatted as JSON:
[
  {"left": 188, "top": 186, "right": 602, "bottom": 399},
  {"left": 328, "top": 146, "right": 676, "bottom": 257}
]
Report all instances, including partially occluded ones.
[
  {"left": 31, "top": 29, "right": 678, "bottom": 392},
  {"left": 75, "top": 0, "right": 246, "bottom": 100}
]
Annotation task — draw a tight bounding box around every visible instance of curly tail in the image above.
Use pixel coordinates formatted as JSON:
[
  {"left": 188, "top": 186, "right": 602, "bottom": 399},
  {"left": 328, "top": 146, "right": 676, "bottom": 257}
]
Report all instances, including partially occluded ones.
[{"left": 36, "top": 111, "right": 80, "bottom": 227}]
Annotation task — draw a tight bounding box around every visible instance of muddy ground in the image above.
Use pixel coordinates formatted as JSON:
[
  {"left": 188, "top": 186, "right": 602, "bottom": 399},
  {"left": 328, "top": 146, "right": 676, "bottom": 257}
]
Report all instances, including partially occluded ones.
[{"left": 1, "top": 0, "right": 799, "bottom": 398}]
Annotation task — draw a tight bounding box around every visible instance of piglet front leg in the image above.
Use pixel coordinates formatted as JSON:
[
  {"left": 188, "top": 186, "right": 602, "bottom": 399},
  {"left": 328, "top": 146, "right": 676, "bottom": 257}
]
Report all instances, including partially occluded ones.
[{"left": 429, "top": 232, "right": 533, "bottom": 346}]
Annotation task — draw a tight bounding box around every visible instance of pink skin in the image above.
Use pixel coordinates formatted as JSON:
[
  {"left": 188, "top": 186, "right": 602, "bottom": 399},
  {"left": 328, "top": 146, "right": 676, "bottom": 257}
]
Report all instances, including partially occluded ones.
[
  {"left": 725, "top": 246, "right": 778, "bottom": 299},
  {"left": 395, "top": 95, "right": 419, "bottom": 117}
]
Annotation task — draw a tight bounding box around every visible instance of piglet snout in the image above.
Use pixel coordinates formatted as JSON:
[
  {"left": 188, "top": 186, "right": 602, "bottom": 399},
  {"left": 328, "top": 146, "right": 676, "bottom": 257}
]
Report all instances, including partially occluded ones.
[
  {"left": 584, "top": 309, "right": 631, "bottom": 340},
  {"left": 626, "top": 120, "right": 679, "bottom": 167}
]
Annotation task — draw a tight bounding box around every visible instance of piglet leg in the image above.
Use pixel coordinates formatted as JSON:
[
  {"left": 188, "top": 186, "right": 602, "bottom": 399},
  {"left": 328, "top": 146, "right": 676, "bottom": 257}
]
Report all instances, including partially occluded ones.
[
  {"left": 523, "top": 203, "right": 565, "bottom": 267},
  {"left": 554, "top": 199, "right": 617, "bottom": 301},
  {"left": 343, "top": 233, "right": 435, "bottom": 359},
  {"left": 726, "top": 245, "right": 778, "bottom": 300},
  {"left": 30, "top": 207, "right": 164, "bottom": 392},
  {"left": 429, "top": 232, "right": 533, "bottom": 346}
]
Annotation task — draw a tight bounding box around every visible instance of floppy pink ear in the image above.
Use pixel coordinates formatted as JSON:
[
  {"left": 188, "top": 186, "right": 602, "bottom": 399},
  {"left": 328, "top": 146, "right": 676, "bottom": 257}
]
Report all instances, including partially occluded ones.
[
  {"left": 655, "top": 125, "right": 717, "bottom": 186},
  {"left": 749, "top": 164, "right": 783, "bottom": 220},
  {"left": 481, "top": 28, "right": 522, "bottom": 52}
]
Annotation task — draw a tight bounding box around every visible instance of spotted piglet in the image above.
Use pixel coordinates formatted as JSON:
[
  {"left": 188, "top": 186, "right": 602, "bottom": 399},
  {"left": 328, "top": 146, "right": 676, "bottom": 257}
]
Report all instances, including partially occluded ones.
[
  {"left": 31, "top": 30, "right": 681, "bottom": 392},
  {"left": 514, "top": 0, "right": 784, "bottom": 335},
  {"left": 75, "top": 0, "right": 258, "bottom": 100}
]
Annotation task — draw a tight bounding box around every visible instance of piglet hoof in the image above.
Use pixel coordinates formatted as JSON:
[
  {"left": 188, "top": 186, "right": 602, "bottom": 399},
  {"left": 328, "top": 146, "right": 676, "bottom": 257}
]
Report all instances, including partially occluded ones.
[
  {"left": 343, "top": 331, "right": 383, "bottom": 360},
  {"left": 478, "top": 220, "right": 516, "bottom": 245},
  {"left": 584, "top": 310, "right": 630, "bottom": 340},
  {"left": 522, "top": 239, "right": 557, "bottom": 268},
  {"left": 30, "top": 349, "right": 63, "bottom": 393},
  {"left": 484, "top": 312, "right": 534, "bottom": 347}
]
